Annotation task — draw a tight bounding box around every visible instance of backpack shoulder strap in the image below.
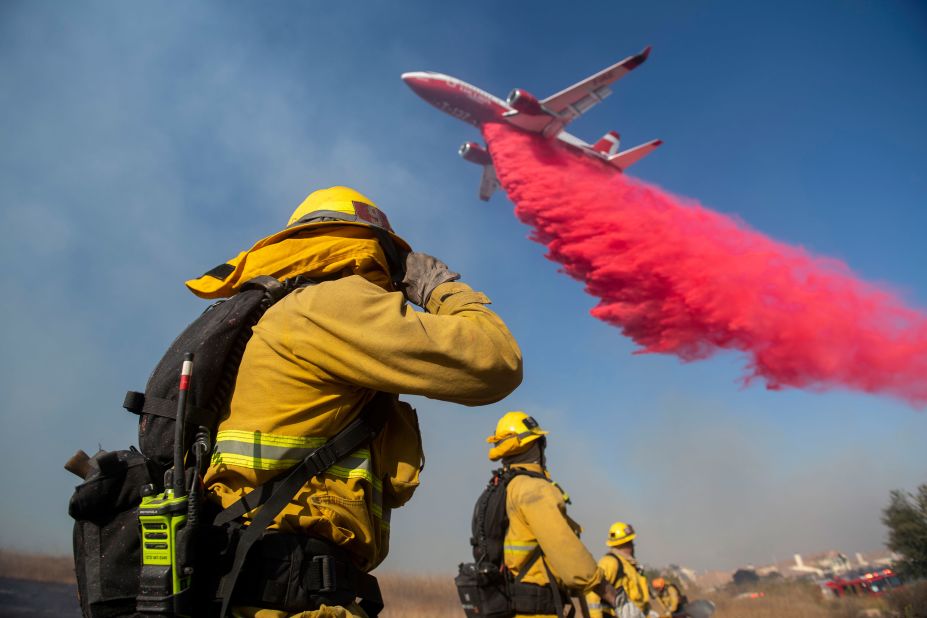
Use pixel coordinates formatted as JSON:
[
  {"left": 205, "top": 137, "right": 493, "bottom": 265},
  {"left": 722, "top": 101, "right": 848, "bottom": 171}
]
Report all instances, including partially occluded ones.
[
  {"left": 512, "top": 545, "right": 542, "bottom": 583},
  {"left": 606, "top": 552, "right": 625, "bottom": 581},
  {"left": 216, "top": 392, "right": 390, "bottom": 618},
  {"left": 539, "top": 555, "right": 567, "bottom": 618},
  {"left": 595, "top": 552, "right": 625, "bottom": 589}
]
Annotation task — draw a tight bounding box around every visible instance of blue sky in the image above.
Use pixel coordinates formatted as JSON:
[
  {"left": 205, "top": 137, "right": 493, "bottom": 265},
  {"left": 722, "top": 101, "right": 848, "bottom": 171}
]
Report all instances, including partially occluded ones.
[{"left": 1, "top": 1, "right": 925, "bottom": 573}]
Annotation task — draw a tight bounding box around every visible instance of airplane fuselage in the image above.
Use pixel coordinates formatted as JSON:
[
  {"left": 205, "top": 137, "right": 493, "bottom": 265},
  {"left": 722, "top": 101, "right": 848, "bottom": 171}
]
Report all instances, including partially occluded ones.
[
  {"left": 402, "top": 72, "right": 511, "bottom": 128},
  {"left": 404, "top": 72, "right": 605, "bottom": 158}
]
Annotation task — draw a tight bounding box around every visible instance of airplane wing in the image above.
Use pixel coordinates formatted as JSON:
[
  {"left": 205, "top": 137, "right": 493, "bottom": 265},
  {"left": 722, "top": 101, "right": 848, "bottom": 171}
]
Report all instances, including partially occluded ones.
[
  {"left": 607, "top": 138, "right": 663, "bottom": 171},
  {"left": 542, "top": 47, "right": 651, "bottom": 123},
  {"left": 478, "top": 164, "right": 500, "bottom": 201}
]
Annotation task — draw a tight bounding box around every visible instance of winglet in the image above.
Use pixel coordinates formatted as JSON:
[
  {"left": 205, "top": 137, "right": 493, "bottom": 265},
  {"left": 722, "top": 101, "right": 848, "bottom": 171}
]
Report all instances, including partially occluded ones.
[{"left": 625, "top": 46, "right": 653, "bottom": 71}]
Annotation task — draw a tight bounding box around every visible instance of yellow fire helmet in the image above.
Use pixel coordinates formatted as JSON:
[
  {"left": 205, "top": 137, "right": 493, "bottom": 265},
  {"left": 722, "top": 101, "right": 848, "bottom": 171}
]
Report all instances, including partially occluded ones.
[
  {"left": 486, "top": 411, "right": 549, "bottom": 461},
  {"left": 285, "top": 186, "right": 407, "bottom": 247},
  {"left": 607, "top": 521, "right": 637, "bottom": 547},
  {"left": 187, "top": 186, "right": 411, "bottom": 298},
  {"left": 284, "top": 186, "right": 411, "bottom": 281}
]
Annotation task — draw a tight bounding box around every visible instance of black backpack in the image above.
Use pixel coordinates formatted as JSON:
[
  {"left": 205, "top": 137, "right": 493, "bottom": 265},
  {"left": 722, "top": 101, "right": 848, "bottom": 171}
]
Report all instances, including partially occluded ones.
[
  {"left": 470, "top": 467, "right": 546, "bottom": 566},
  {"left": 456, "top": 467, "right": 565, "bottom": 618},
  {"left": 67, "top": 276, "right": 291, "bottom": 617},
  {"left": 66, "top": 275, "right": 386, "bottom": 617}
]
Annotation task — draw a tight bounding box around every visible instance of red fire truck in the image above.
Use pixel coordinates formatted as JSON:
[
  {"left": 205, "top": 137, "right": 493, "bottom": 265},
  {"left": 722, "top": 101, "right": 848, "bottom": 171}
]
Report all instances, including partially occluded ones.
[{"left": 822, "top": 568, "right": 904, "bottom": 597}]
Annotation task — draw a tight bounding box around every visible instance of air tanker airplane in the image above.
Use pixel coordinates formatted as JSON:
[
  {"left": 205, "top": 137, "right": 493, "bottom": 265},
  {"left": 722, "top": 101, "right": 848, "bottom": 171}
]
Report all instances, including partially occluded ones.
[{"left": 402, "top": 47, "right": 662, "bottom": 201}]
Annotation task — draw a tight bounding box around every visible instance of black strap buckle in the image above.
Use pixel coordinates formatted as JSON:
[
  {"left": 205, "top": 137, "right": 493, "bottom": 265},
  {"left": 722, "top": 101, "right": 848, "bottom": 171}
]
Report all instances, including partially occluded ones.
[
  {"left": 313, "top": 554, "right": 337, "bottom": 594},
  {"left": 306, "top": 445, "right": 338, "bottom": 473},
  {"left": 241, "top": 275, "right": 286, "bottom": 301}
]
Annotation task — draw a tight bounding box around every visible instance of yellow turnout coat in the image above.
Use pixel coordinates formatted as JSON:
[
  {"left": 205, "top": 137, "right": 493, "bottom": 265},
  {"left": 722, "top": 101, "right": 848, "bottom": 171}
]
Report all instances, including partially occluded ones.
[
  {"left": 502, "top": 463, "right": 604, "bottom": 617},
  {"left": 195, "top": 229, "right": 522, "bottom": 617},
  {"left": 586, "top": 552, "right": 650, "bottom": 618}
]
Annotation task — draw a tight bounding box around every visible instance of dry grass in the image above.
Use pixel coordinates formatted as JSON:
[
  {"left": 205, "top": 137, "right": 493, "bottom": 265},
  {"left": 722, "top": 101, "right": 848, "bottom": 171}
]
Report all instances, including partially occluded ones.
[
  {"left": 2, "top": 550, "right": 920, "bottom": 617},
  {"left": 708, "top": 580, "right": 887, "bottom": 618},
  {"left": 376, "top": 574, "right": 904, "bottom": 618},
  {"left": 881, "top": 580, "right": 927, "bottom": 618},
  {"left": 376, "top": 574, "right": 896, "bottom": 618},
  {"left": 0, "top": 549, "right": 76, "bottom": 584},
  {"left": 378, "top": 572, "right": 460, "bottom": 617}
]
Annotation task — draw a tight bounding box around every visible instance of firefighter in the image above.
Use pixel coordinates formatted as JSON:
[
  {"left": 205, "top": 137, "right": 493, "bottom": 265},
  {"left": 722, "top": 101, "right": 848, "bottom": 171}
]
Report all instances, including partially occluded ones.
[
  {"left": 189, "top": 186, "right": 523, "bottom": 617},
  {"left": 489, "top": 411, "right": 616, "bottom": 617},
  {"left": 651, "top": 578, "right": 687, "bottom": 617},
  {"left": 586, "top": 522, "right": 653, "bottom": 618}
]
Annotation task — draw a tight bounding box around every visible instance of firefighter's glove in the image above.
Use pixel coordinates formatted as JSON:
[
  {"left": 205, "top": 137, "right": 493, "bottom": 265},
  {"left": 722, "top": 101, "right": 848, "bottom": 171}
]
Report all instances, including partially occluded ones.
[{"left": 400, "top": 252, "right": 460, "bottom": 308}]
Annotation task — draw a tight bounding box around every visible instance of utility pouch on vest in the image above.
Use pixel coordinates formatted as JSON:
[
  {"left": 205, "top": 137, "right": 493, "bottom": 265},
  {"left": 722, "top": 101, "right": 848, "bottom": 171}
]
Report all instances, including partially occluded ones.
[
  {"left": 454, "top": 565, "right": 564, "bottom": 618},
  {"left": 455, "top": 562, "right": 514, "bottom": 618},
  {"left": 375, "top": 399, "right": 424, "bottom": 510},
  {"left": 69, "top": 447, "right": 156, "bottom": 617},
  {"left": 455, "top": 546, "right": 552, "bottom": 618}
]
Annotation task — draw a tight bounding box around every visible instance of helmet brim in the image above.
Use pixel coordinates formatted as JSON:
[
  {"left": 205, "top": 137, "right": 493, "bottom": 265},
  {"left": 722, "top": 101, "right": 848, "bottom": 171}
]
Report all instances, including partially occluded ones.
[
  {"left": 257, "top": 220, "right": 411, "bottom": 254},
  {"left": 606, "top": 534, "right": 636, "bottom": 547}
]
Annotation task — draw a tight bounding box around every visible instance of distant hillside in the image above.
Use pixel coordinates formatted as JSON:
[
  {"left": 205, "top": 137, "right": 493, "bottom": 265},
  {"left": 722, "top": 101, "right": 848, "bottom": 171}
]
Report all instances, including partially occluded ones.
[{"left": 0, "top": 550, "right": 75, "bottom": 584}]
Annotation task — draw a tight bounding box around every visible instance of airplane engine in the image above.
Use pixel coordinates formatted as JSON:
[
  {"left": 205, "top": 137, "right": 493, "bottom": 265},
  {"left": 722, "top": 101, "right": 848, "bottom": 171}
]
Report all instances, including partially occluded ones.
[
  {"left": 506, "top": 88, "right": 544, "bottom": 115},
  {"left": 458, "top": 141, "right": 492, "bottom": 166}
]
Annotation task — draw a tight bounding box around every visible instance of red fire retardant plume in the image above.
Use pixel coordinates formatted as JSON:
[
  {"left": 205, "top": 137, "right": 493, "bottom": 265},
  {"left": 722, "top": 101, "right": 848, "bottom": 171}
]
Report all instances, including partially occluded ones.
[{"left": 483, "top": 123, "right": 927, "bottom": 405}]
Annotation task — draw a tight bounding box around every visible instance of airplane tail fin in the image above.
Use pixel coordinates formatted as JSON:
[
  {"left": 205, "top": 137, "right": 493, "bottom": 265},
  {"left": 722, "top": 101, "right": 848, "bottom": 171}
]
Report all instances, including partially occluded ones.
[
  {"left": 607, "top": 138, "right": 663, "bottom": 171},
  {"left": 593, "top": 131, "right": 621, "bottom": 155}
]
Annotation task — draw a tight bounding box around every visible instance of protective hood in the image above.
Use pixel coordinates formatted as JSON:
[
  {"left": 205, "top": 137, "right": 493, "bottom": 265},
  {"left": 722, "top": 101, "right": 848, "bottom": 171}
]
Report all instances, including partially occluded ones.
[{"left": 186, "top": 225, "right": 392, "bottom": 299}]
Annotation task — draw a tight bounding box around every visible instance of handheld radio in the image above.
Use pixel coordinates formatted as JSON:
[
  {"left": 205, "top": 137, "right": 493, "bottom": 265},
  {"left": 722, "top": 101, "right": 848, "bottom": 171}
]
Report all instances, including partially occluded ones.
[{"left": 137, "top": 353, "right": 196, "bottom": 616}]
